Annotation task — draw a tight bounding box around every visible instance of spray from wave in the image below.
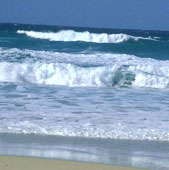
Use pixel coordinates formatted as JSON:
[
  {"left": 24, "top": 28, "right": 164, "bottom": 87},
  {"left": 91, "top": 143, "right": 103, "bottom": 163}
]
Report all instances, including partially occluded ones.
[
  {"left": 17, "top": 30, "right": 155, "bottom": 43},
  {"left": 0, "top": 48, "right": 169, "bottom": 89},
  {"left": 0, "top": 60, "right": 169, "bottom": 88}
]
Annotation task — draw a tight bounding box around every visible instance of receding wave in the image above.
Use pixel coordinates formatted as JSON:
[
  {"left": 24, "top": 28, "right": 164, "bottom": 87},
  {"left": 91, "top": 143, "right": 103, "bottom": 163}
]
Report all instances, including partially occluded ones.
[{"left": 17, "top": 30, "right": 155, "bottom": 43}]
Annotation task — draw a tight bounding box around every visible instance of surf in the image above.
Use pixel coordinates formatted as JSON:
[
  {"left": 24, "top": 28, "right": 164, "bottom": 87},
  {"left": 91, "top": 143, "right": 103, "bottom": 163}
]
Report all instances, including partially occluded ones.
[{"left": 17, "top": 30, "right": 156, "bottom": 43}]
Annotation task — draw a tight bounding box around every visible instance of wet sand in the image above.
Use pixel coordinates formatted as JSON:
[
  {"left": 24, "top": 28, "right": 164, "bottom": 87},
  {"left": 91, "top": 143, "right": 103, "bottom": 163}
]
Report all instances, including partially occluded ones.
[{"left": 0, "top": 156, "right": 148, "bottom": 170}]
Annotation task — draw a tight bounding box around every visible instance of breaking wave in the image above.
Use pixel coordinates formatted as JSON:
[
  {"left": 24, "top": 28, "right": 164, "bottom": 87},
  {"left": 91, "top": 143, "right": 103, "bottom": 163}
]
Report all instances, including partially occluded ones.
[
  {"left": 17, "top": 30, "right": 155, "bottom": 43},
  {"left": 0, "top": 57, "right": 169, "bottom": 89}
]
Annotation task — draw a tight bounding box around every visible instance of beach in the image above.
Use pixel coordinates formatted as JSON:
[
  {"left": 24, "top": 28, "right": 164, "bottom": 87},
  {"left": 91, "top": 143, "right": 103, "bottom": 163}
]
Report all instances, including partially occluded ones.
[
  {"left": 1, "top": 134, "right": 169, "bottom": 170},
  {"left": 0, "top": 156, "right": 148, "bottom": 170}
]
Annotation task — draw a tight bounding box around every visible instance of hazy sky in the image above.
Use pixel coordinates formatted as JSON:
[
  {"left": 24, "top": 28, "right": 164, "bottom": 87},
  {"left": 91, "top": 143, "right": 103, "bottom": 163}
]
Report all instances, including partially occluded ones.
[{"left": 0, "top": 0, "right": 169, "bottom": 30}]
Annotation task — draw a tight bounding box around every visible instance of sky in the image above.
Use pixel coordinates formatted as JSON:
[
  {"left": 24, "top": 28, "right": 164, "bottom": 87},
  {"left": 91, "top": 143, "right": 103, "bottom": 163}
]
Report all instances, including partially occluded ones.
[{"left": 0, "top": 0, "right": 169, "bottom": 31}]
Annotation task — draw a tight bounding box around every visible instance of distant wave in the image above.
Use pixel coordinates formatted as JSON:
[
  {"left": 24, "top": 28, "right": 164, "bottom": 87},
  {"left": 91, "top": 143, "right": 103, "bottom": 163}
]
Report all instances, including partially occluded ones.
[
  {"left": 0, "top": 48, "right": 169, "bottom": 89},
  {"left": 17, "top": 30, "right": 155, "bottom": 43}
]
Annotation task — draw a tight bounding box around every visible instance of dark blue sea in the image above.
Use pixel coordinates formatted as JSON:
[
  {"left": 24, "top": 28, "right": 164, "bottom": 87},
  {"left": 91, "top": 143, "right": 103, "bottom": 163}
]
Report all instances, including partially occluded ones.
[{"left": 0, "top": 23, "right": 169, "bottom": 170}]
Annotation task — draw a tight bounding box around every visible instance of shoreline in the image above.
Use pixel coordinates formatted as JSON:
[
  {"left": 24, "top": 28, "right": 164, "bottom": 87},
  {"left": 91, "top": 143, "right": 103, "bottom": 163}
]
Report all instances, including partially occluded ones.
[
  {"left": 1, "top": 133, "right": 169, "bottom": 170},
  {"left": 0, "top": 155, "right": 148, "bottom": 170}
]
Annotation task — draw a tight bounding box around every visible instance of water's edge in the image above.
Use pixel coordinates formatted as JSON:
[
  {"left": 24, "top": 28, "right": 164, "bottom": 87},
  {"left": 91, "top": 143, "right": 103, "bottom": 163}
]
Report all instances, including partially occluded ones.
[{"left": 0, "top": 133, "right": 169, "bottom": 170}]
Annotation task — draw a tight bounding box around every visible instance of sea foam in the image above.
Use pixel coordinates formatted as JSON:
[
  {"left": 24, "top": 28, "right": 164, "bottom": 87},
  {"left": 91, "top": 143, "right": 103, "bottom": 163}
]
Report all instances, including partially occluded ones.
[
  {"left": 17, "top": 30, "right": 155, "bottom": 43},
  {"left": 0, "top": 48, "right": 169, "bottom": 89},
  {"left": 1, "top": 111, "right": 169, "bottom": 141},
  {"left": 0, "top": 57, "right": 169, "bottom": 89}
]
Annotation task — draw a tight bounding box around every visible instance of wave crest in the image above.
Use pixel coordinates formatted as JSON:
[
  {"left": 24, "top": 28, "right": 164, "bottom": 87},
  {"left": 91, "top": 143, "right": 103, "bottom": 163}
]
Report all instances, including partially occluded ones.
[
  {"left": 0, "top": 61, "right": 169, "bottom": 89},
  {"left": 17, "top": 30, "right": 154, "bottom": 43}
]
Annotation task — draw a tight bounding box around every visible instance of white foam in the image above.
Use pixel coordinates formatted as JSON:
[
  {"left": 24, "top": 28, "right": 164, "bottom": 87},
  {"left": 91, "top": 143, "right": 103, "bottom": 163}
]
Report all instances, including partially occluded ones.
[
  {"left": 0, "top": 48, "right": 169, "bottom": 89},
  {"left": 2, "top": 117, "right": 169, "bottom": 141},
  {"left": 17, "top": 30, "right": 155, "bottom": 43},
  {"left": 0, "top": 61, "right": 115, "bottom": 86},
  {"left": 0, "top": 47, "right": 137, "bottom": 65},
  {"left": 0, "top": 60, "right": 169, "bottom": 89}
]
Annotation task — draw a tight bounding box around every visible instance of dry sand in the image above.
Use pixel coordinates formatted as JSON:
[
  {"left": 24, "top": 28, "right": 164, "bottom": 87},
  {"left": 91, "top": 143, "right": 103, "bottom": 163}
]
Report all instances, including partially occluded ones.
[{"left": 0, "top": 156, "right": 148, "bottom": 170}]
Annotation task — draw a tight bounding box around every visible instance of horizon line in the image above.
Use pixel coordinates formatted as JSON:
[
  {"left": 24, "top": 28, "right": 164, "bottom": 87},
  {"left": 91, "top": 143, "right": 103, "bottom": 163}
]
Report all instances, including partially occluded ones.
[{"left": 0, "top": 22, "right": 169, "bottom": 33}]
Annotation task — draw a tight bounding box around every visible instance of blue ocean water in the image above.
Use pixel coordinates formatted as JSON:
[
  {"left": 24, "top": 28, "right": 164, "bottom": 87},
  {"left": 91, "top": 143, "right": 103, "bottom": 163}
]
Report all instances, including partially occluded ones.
[
  {"left": 0, "top": 23, "right": 169, "bottom": 140},
  {"left": 0, "top": 23, "right": 169, "bottom": 169}
]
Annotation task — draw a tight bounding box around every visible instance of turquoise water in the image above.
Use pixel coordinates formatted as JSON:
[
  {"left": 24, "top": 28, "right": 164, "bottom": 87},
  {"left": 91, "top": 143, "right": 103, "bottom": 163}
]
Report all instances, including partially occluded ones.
[
  {"left": 0, "top": 23, "right": 169, "bottom": 169},
  {"left": 0, "top": 23, "right": 169, "bottom": 60}
]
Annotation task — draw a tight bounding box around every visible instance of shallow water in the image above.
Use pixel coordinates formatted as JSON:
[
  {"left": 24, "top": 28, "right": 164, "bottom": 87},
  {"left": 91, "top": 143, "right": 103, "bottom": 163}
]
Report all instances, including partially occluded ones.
[
  {"left": 0, "top": 134, "right": 169, "bottom": 170},
  {"left": 1, "top": 82, "right": 169, "bottom": 141}
]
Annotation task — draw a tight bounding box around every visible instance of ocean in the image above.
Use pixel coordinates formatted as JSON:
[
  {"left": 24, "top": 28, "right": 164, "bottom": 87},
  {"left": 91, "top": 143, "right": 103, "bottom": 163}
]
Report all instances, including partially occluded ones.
[{"left": 0, "top": 23, "right": 169, "bottom": 170}]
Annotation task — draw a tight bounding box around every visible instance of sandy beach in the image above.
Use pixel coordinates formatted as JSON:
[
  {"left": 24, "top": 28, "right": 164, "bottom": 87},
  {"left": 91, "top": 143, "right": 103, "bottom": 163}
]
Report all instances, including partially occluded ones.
[{"left": 0, "top": 156, "right": 148, "bottom": 170}]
